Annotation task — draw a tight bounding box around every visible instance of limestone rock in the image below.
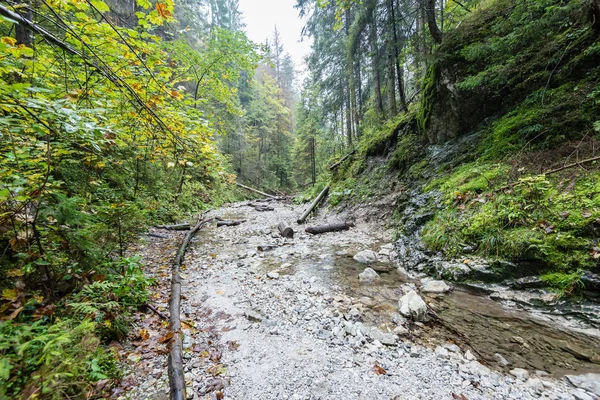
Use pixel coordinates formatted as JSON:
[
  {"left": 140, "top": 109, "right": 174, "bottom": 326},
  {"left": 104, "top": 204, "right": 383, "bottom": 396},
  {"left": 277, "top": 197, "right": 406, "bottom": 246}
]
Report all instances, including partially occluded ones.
[
  {"left": 353, "top": 250, "right": 378, "bottom": 264},
  {"left": 398, "top": 290, "right": 428, "bottom": 321},
  {"left": 359, "top": 268, "right": 380, "bottom": 283},
  {"left": 421, "top": 280, "right": 451, "bottom": 294}
]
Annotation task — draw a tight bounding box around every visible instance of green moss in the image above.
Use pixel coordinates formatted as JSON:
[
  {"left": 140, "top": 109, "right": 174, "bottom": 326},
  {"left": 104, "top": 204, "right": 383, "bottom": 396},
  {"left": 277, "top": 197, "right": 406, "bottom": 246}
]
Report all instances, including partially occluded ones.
[
  {"left": 417, "top": 65, "right": 437, "bottom": 133},
  {"left": 541, "top": 271, "right": 585, "bottom": 297}
]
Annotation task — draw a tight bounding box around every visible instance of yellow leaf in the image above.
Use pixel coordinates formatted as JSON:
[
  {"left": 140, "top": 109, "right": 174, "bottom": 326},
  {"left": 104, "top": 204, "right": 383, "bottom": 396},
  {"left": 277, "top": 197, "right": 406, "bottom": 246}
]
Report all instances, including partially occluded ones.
[
  {"left": 6, "top": 306, "right": 23, "bottom": 321},
  {"left": 2, "top": 289, "right": 18, "bottom": 302},
  {"left": 1, "top": 37, "right": 16, "bottom": 46},
  {"left": 6, "top": 269, "right": 24, "bottom": 277}
]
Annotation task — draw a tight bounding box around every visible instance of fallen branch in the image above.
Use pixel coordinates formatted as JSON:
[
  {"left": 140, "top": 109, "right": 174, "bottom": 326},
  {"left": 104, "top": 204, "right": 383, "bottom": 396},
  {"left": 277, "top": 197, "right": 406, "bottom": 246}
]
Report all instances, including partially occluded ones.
[
  {"left": 235, "top": 182, "right": 277, "bottom": 199},
  {"left": 297, "top": 185, "right": 330, "bottom": 224},
  {"left": 329, "top": 149, "right": 356, "bottom": 171},
  {"left": 217, "top": 220, "right": 246, "bottom": 227},
  {"left": 169, "top": 217, "right": 212, "bottom": 400},
  {"left": 146, "top": 233, "right": 169, "bottom": 239},
  {"left": 497, "top": 155, "right": 600, "bottom": 192},
  {"left": 278, "top": 222, "right": 294, "bottom": 239},
  {"left": 155, "top": 223, "right": 191, "bottom": 231},
  {"left": 305, "top": 221, "right": 355, "bottom": 235},
  {"left": 254, "top": 205, "right": 274, "bottom": 212}
]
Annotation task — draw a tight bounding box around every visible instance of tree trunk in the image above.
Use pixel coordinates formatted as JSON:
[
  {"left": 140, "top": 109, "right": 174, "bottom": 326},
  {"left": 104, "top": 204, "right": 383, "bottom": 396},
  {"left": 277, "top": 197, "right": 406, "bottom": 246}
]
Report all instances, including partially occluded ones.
[
  {"left": 390, "top": 0, "right": 408, "bottom": 111},
  {"left": 15, "top": 2, "right": 33, "bottom": 47},
  {"left": 425, "top": 0, "right": 443, "bottom": 44},
  {"left": 367, "top": 0, "right": 385, "bottom": 117},
  {"left": 278, "top": 222, "right": 294, "bottom": 238},
  {"left": 297, "top": 185, "right": 330, "bottom": 224},
  {"left": 592, "top": 0, "right": 600, "bottom": 31},
  {"left": 305, "top": 221, "right": 355, "bottom": 235},
  {"left": 386, "top": 41, "right": 397, "bottom": 116}
]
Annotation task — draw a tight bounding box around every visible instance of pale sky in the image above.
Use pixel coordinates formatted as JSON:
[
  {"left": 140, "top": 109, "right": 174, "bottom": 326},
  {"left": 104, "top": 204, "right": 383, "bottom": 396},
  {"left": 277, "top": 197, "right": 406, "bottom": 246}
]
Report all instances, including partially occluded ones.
[{"left": 238, "top": 0, "right": 312, "bottom": 75}]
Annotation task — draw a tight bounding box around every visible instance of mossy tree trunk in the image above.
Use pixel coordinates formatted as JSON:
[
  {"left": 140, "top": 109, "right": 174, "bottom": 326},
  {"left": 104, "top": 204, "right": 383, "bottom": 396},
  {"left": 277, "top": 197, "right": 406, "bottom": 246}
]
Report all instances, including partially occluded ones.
[{"left": 592, "top": 0, "right": 600, "bottom": 31}]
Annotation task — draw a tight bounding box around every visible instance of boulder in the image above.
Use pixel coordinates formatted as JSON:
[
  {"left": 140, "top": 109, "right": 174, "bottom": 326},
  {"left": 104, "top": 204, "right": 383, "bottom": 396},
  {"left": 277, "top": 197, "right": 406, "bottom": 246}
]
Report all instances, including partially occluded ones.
[
  {"left": 353, "top": 250, "right": 379, "bottom": 264},
  {"left": 421, "top": 280, "right": 451, "bottom": 293},
  {"left": 398, "top": 290, "right": 428, "bottom": 321},
  {"left": 359, "top": 268, "right": 380, "bottom": 283},
  {"left": 510, "top": 368, "right": 530, "bottom": 381},
  {"left": 565, "top": 373, "right": 600, "bottom": 396}
]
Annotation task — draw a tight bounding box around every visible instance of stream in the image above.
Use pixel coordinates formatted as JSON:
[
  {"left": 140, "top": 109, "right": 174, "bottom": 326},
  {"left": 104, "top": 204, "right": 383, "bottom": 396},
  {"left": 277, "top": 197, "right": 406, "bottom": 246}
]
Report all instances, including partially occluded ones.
[{"left": 126, "top": 199, "right": 600, "bottom": 400}]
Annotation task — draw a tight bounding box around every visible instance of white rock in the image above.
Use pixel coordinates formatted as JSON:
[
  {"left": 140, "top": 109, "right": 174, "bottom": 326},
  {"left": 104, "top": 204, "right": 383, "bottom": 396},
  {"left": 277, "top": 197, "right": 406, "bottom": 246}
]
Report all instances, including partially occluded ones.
[
  {"left": 398, "top": 290, "right": 428, "bottom": 321},
  {"left": 465, "top": 350, "right": 476, "bottom": 361},
  {"left": 421, "top": 280, "right": 452, "bottom": 293},
  {"left": 565, "top": 374, "right": 600, "bottom": 396},
  {"left": 525, "top": 378, "right": 544, "bottom": 392},
  {"left": 267, "top": 271, "right": 280, "bottom": 279},
  {"left": 510, "top": 368, "right": 530, "bottom": 381},
  {"left": 370, "top": 328, "right": 397, "bottom": 346},
  {"left": 353, "top": 250, "right": 379, "bottom": 264},
  {"left": 393, "top": 325, "right": 409, "bottom": 336},
  {"left": 460, "top": 361, "right": 490, "bottom": 377},
  {"left": 435, "top": 346, "right": 450, "bottom": 357},
  {"left": 443, "top": 343, "right": 461, "bottom": 353},
  {"left": 573, "top": 390, "right": 595, "bottom": 400},
  {"left": 358, "top": 268, "right": 380, "bottom": 283}
]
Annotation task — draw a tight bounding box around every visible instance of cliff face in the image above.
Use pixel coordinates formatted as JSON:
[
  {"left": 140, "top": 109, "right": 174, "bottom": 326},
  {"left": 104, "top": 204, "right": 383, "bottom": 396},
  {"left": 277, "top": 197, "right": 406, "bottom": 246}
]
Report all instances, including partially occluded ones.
[{"left": 423, "top": 0, "right": 600, "bottom": 150}]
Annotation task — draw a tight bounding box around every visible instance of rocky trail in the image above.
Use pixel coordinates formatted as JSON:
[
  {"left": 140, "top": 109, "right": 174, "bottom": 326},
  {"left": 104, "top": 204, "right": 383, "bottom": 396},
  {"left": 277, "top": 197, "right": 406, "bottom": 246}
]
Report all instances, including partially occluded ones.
[{"left": 118, "top": 199, "right": 600, "bottom": 400}]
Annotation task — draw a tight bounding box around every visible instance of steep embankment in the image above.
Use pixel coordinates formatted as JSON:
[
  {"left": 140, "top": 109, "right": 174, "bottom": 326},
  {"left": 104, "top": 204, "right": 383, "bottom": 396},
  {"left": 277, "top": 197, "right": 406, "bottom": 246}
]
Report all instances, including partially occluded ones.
[{"left": 331, "top": 0, "right": 600, "bottom": 298}]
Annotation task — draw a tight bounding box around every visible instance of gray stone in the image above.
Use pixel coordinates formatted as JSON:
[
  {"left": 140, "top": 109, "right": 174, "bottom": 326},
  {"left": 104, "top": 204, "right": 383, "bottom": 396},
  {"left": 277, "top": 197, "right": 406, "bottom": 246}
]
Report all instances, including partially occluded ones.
[
  {"left": 494, "top": 353, "right": 511, "bottom": 367},
  {"left": 359, "top": 268, "right": 380, "bottom": 283},
  {"left": 565, "top": 374, "right": 600, "bottom": 396},
  {"left": 510, "top": 368, "right": 529, "bottom": 381},
  {"left": 353, "top": 250, "right": 379, "bottom": 264},
  {"left": 370, "top": 328, "right": 397, "bottom": 346},
  {"left": 525, "top": 378, "right": 544, "bottom": 392},
  {"left": 244, "top": 310, "right": 263, "bottom": 322},
  {"left": 573, "top": 390, "right": 595, "bottom": 400},
  {"left": 460, "top": 361, "right": 490, "bottom": 377},
  {"left": 435, "top": 346, "right": 450, "bottom": 357},
  {"left": 398, "top": 290, "right": 428, "bottom": 321},
  {"left": 421, "top": 280, "right": 452, "bottom": 294},
  {"left": 464, "top": 350, "right": 476, "bottom": 361},
  {"left": 442, "top": 343, "right": 461, "bottom": 353}
]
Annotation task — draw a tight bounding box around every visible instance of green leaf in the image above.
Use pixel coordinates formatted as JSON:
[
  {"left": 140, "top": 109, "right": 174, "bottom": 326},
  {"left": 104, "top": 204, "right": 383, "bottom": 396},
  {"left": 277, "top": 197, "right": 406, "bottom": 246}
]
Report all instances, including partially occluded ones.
[
  {"left": 136, "top": 0, "right": 152, "bottom": 10},
  {"left": 90, "top": 0, "right": 110, "bottom": 13},
  {"left": 594, "top": 120, "right": 600, "bottom": 132}
]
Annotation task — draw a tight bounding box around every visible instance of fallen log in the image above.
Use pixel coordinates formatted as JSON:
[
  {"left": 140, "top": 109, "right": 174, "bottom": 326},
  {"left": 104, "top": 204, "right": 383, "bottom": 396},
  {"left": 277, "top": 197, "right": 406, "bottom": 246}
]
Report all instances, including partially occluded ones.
[
  {"left": 297, "top": 185, "right": 330, "bottom": 224},
  {"left": 278, "top": 222, "right": 294, "bottom": 239},
  {"left": 236, "top": 182, "right": 277, "bottom": 199},
  {"left": 169, "top": 217, "right": 212, "bottom": 400},
  {"left": 217, "top": 220, "right": 246, "bottom": 227},
  {"left": 255, "top": 206, "right": 274, "bottom": 212},
  {"left": 155, "top": 223, "right": 191, "bottom": 231},
  {"left": 305, "top": 221, "right": 355, "bottom": 235},
  {"left": 329, "top": 149, "right": 356, "bottom": 171},
  {"left": 146, "top": 233, "right": 170, "bottom": 239}
]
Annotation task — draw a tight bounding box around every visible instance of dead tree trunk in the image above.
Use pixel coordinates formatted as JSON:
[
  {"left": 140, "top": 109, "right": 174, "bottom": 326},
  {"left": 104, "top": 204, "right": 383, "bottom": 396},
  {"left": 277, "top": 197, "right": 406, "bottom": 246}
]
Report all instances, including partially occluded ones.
[
  {"left": 329, "top": 150, "right": 356, "bottom": 171},
  {"left": 217, "top": 220, "right": 246, "bottom": 227},
  {"left": 155, "top": 223, "right": 191, "bottom": 231},
  {"left": 236, "top": 182, "right": 277, "bottom": 199},
  {"left": 305, "top": 222, "right": 355, "bottom": 235},
  {"left": 297, "top": 185, "right": 330, "bottom": 224},
  {"left": 278, "top": 222, "right": 294, "bottom": 238},
  {"left": 169, "top": 217, "right": 212, "bottom": 400}
]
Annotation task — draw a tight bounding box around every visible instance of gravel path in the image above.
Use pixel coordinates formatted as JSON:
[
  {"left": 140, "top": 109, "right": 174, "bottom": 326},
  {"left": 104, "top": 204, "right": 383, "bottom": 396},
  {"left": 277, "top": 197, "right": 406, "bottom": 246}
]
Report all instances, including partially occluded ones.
[{"left": 121, "top": 200, "right": 598, "bottom": 400}]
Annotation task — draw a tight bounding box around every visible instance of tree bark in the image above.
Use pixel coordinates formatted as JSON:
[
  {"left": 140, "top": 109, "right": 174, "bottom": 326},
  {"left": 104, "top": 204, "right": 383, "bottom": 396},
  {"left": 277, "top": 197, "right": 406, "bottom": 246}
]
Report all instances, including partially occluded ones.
[
  {"left": 297, "top": 185, "right": 330, "bottom": 224},
  {"left": 217, "top": 220, "right": 246, "bottom": 227},
  {"left": 425, "top": 0, "right": 443, "bottom": 44},
  {"left": 15, "top": 2, "right": 33, "bottom": 47},
  {"left": 367, "top": 0, "right": 385, "bottom": 117},
  {"left": 155, "top": 223, "right": 191, "bottom": 231},
  {"left": 592, "top": 0, "right": 600, "bottom": 31},
  {"left": 305, "top": 221, "right": 355, "bottom": 235},
  {"left": 329, "top": 149, "right": 356, "bottom": 171},
  {"left": 390, "top": 0, "right": 408, "bottom": 111},
  {"left": 278, "top": 222, "right": 294, "bottom": 238},
  {"left": 236, "top": 182, "right": 277, "bottom": 199},
  {"left": 169, "top": 217, "right": 212, "bottom": 400}
]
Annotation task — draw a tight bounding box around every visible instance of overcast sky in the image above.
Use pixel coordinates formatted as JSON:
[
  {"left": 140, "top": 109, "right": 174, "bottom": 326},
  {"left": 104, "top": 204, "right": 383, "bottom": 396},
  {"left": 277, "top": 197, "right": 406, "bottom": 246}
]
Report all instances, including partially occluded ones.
[{"left": 238, "top": 0, "right": 312, "bottom": 75}]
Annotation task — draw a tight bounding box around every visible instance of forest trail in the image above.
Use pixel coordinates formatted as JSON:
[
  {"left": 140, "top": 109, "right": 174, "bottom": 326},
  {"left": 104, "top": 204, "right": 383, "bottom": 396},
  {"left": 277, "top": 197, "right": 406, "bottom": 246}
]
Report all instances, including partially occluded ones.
[{"left": 124, "top": 200, "right": 600, "bottom": 400}]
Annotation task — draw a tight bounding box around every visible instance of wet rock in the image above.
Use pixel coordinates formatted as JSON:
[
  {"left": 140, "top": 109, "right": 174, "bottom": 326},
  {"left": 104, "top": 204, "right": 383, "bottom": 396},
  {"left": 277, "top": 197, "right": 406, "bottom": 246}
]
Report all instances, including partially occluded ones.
[
  {"left": 565, "top": 373, "right": 600, "bottom": 396},
  {"left": 353, "top": 250, "right": 379, "bottom": 264},
  {"left": 421, "top": 280, "right": 451, "bottom": 294},
  {"left": 398, "top": 290, "right": 428, "bottom": 321},
  {"left": 358, "top": 268, "right": 380, "bottom": 283},
  {"left": 509, "top": 276, "right": 546, "bottom": 290},
  {"left": 510, "top": 368, "right": 530, "bottom": 381},
  {"left": 371, "top": 263, "right": 394, "bottom": 273}
]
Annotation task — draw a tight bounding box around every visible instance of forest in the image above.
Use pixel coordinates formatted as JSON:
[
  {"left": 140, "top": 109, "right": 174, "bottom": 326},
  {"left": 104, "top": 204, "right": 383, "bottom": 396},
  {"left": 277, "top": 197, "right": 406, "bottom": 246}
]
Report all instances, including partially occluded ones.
[{"left": 1, "top": 0, "right": 599, "bottom": 398}]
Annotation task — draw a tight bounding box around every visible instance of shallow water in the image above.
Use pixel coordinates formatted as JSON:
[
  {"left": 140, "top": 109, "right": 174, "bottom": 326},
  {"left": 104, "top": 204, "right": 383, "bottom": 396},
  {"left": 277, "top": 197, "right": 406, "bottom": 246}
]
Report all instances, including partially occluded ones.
[{"left": 199, "top": 211, "right": 600, "bottom": 378}]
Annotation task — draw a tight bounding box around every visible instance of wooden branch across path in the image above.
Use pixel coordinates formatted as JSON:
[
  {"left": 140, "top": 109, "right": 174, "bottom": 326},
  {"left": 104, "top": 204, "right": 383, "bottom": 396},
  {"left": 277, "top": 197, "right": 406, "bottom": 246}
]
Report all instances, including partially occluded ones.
[
  {"left": 297, "top": 185, "right": 330, "bottom": 224},
  {"left": 235, "top": 182, "right": 277, "bottom": 199},
  {"left": 155, "top": 223, "right": 191, "bottom": 231},
  {"left": 305, "top": 221, "right": 355, "bottom": 235},
  {"left": 329, "top": 149, "right": 356, "bottom": 171},
  {"left": 168, "top": 217, "right": 212, "bottom": 400}
]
